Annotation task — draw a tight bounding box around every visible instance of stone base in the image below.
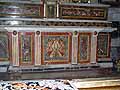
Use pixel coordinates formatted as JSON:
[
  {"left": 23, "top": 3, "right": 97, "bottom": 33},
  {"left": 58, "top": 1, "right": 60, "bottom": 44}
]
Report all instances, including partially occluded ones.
[{"left": 9, "top": 67, "right": 113, "bottom": 80}]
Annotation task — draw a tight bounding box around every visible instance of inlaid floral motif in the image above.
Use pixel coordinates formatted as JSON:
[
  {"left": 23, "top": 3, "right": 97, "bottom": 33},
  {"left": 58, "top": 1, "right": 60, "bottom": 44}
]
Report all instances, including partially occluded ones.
[{"left": 42, "top": 32, "right": 71, "bottom": 64}]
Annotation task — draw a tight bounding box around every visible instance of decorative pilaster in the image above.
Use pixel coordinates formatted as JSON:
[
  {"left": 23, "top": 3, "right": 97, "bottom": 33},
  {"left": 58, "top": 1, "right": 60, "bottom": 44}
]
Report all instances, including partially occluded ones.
[
  {"left": 72, "top": 31, "right": 78, "bottom": 64},
  {"left": 12, "top": 31, "right": 19, "bottom": 66},
  {"left": 90, "top": 31, "right": 98, "bottom": 64},
  {"left": 35, "top": 31, "right": 41, "bottom": 66}
]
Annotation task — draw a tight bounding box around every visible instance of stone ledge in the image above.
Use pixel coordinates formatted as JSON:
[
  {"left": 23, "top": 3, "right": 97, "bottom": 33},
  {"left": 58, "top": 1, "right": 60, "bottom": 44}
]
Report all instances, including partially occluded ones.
[{"left": 71, "top": 77, "right": 120, "bottom": 89}]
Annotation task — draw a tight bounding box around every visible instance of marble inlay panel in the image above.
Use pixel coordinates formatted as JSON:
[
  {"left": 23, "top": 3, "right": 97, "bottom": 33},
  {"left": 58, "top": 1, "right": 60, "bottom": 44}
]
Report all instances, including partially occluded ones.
[
  {"left": 0, "top": 32, "right": 9, "bottom": 61},
  {"left": 19, "top": 32, "right": 34, "bottom": 65},
  {"left": 0, "top": 2, "right": 43, "bottom": 17},
  {"left": 41, "top": 32, "right": 72, "bottom": 64},
  {"left": 97, "top": 33, "right": 110, "bottom": 58},
  {"left": 78, "top": 33, "right": 91, "bottom": 63},
  {"left": 60, "top": 5, "right": 107, "bottom": 20}
]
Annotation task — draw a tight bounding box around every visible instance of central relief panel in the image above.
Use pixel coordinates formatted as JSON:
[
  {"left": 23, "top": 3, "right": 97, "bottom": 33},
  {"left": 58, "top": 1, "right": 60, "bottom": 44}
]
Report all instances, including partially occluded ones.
[{"left": 41, "top": 32, "right": 72, "bottom": 64}]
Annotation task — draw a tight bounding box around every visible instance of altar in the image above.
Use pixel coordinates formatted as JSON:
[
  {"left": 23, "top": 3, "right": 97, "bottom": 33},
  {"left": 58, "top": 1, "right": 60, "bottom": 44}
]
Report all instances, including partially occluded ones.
[{"left": 0, "top": 1, "right": 117, "bottom": 80}]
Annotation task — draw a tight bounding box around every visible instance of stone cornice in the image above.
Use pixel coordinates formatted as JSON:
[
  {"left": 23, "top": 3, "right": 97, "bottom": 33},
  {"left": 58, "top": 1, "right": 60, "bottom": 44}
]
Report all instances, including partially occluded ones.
[{"left": 0, "top": 19, "right": 112, "bottom": 27}]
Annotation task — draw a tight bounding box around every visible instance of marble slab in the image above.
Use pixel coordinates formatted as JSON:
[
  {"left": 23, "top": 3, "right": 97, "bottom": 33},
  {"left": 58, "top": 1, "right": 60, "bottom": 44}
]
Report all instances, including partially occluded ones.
[{"left": 0, "top": 80, "right": 78, "bottom": 90}]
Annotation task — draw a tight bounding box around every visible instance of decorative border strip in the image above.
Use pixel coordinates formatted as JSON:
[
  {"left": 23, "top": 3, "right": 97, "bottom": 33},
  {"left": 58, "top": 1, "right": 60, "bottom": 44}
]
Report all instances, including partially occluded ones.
[
  {"left": 8, "top": 32, "right": 12, "bottom": 63},
  {"left": 0, "top": 20, "right": 112, "bottom": 27}
]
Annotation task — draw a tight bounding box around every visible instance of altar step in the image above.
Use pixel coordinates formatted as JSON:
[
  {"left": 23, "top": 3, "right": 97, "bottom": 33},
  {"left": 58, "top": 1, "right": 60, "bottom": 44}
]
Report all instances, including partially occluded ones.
[
  {"left": 80, "top": 86, "right": 120, "bottom": 90},
  {"left": 9, "top": 67, "right": 113, "bottom": 80},
  {"left": 72, "top": 77, "right": 120, "bottom": 90}
]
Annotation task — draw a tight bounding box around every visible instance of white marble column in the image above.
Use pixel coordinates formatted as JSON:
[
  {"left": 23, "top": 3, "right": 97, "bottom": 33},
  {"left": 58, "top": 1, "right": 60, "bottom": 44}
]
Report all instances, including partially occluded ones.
[
  {"left": 35, "top": 31, "right": 41, "bottom": 66},
  {"left": 12, "top": 31, "right": 19, "bottom": 66},
  {"left": 90, "top": 33, "right": 97, "bottom": 64}
]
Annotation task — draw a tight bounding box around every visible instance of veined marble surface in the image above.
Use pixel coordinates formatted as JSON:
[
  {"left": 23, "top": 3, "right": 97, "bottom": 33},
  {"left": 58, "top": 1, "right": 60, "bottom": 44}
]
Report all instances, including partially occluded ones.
[
  {"left": 0, "top": 80, "right": 78, "bottom": 90},
  {"left": 1, "top": 78, "right": 120, "bottom": 90},
  {"left": 71, "top": 77, "right": 120, "bottom": 89}
]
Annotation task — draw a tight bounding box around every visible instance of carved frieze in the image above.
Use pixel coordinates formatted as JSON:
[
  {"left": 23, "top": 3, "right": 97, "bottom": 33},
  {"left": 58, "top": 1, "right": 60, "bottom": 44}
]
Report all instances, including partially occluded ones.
[
  {"left": 60, "top": 5, "right": 108, "bottom": 20},
  {"left": 0, "top": 20, "right": 112, "bottom": 27},
  {"left": 0, "top": 2, "right": 43, "bottom": 18}
]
